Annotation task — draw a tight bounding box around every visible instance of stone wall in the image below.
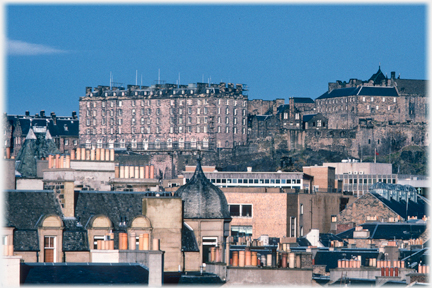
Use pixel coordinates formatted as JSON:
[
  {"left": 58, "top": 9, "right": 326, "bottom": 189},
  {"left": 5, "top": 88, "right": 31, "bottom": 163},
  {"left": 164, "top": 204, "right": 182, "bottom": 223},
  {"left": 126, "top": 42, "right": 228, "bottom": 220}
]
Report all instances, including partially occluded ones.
[
  {"left": 335, "top": 192, "right": 399, "bottom": 232},
  {"left": 226, "top": 267, "right": 313, "bottom": 285},
  {"left": 224, "top": 191, "right": 289, "bottom": 238}
]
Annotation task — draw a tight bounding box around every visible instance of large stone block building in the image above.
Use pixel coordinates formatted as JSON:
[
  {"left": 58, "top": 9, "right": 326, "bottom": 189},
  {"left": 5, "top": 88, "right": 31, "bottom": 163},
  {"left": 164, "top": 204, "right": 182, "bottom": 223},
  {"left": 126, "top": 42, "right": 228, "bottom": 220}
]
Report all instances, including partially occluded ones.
[{"left": 79, "top": 82, "right": 248, "bottom": 151}]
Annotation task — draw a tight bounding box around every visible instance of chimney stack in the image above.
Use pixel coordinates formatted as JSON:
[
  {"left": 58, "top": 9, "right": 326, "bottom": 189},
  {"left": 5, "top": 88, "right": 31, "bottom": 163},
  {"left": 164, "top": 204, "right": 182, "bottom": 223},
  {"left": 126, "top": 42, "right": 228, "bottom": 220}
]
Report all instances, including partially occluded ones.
[
  {"left": 72, "top": 111, "right": 77, "bottom": 119},
  {"left": 40, "top": 110, "right": 45, "bottom": 118},
  {"left": 63, "top": 181, "right": 75, "bottom": 217},
  {"left": 25, "top": 111, "right": 30, "bottom": 116}
]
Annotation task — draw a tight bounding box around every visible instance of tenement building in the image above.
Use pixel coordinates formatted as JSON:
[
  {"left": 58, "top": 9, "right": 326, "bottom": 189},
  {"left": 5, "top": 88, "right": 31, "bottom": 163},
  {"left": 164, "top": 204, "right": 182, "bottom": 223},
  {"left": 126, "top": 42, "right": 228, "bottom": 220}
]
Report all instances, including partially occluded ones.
[{"left": 79, "top": 82, "right": 248, "bottom": 151}]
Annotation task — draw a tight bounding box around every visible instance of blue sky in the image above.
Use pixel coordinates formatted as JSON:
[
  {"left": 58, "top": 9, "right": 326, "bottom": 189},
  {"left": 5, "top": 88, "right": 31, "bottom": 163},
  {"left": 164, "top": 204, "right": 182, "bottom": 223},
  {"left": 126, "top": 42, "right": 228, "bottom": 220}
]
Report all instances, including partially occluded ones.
[{"left": 6, "top": 4, "right": 426, "bottom": 117}]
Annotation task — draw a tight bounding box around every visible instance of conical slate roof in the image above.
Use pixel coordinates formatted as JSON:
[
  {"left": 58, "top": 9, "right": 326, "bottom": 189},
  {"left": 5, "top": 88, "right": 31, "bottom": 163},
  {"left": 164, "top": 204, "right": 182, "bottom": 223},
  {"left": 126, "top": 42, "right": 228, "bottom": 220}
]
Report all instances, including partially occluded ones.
[{"left": 174, "top": 159, "right": 231, "bottom": 219}]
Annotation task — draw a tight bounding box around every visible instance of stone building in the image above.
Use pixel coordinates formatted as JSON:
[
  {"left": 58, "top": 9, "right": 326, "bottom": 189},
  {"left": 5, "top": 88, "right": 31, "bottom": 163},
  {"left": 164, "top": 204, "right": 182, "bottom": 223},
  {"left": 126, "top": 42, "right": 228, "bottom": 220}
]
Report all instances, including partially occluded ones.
[
  {"left": 174, "top": 159, "right": 232, "bottom": 269},
  {"left": 3, "top": 110, "right": 79, "bottom": 158},
  {"left": 316, "top": 67, "right": 428, "bottom": 129},
  {"left": 79, "top": 82, "right": 248, "bottom": 151}
]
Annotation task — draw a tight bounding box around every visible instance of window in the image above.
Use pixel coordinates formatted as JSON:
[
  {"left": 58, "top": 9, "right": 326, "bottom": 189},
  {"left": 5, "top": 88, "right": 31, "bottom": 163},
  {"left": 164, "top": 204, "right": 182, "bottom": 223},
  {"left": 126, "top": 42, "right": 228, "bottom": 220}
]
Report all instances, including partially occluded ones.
[
  {"left": 204, "top": 107, "right": 208, "bottom": 114},
  {"left": 228, "top": 204, "right": 252, "bottom": 217},
  {"left": 132, "top": 109, "right": 136, "bottom": 115},
  {"left": 73, "top": 140, "right": 77, "bottom": 146},
  {"left": 317, "top": 120, "right": 322, "bottom": 127},
  {"left": 118, "top": 109, "right": 123, "bottom": 116},
  {"left": 44, "top": 236, "right": 55, "bottom": 263},
  {"left": 300, "top": 204, "right": 304, "bottom": 215},
  {"left": 290, "top": 217, "right": 296, "bottom": 237},
  {"left": 132, "top": 118, "right": 136, "bottom": 125},
  {"left": 197, "top": 108, "right": 201, "bottom": 115},
  {"left": 102, "top": 102, "right": 106, "bottom": 108},
  {"left": 225, "top": 126, "right": 229, "bottom": 133},
  {"left": 188, "top": 107, "right": 192, "bottom": 114},
  {"left": 295, "top": 113, "right": 299, "bottom": 120},
  {"left": 283, "top": 113, "right": 288, "bottom": 119},
  {"left": 118, "top": 100, "right": 122, "bottom": 107},
  {"left": 331, "top": 215, "right": 337, "bottom": 223},
  {"left": 226, "top": 117, "right": 229, "bottom": 124},
  {"left": 64, "top": 139, "right": 69, "bottom": 146},
  {"left": 226, "top": 107, "right": 229, "bottom": 114},
  {"left": 234, "top": 108, "right": 237, "bottom": 115},
  {"left": 218, "top": 107, "right": 221, "bottom": 114}
]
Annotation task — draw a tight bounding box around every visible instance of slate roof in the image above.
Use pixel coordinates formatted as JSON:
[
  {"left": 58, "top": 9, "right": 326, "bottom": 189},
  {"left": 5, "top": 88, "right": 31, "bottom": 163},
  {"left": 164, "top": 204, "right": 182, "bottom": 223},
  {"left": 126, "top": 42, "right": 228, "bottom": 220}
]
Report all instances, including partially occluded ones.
[
  {"left": 319, "top": 233, "right": 348, "bottom": 247},
  {"left": 8, "top": 115, "right": 79, "bottom": 137},
  {"left": 401, "top": 248, "right": 428, "bottom": 268},
  {"left": 368, "top": 66, "right": 387, "bottom": 84},
  {"left": 74, "top": 190, "right": 178, "bottom": 249},
  {"left": 5, "top": 190, "right": 63, "bottom": 251},
  {"left": 302, "top": 114, "right": 317, "bottom": 122},
  {"left": 182, "top": 223, "right": 199, "bottom": 252},
  {"left": 370, "top": 191, "right": 428, "bottom": 220},
  {"left": 336, "top": 222, "right": 427, "bottom": 240},
  {"left": 291, "top": 97, "right": 315, "bottom": 103},
  {"left": 276, "top": 104, "right": 289, "bottom": 115},
  {"left": 20, "top": 263, "right": 149, "bottom": 284},
  {"left": 255, "top": 115, "right": 273, "bottom": 122},
  {"left": 394, "top": 79, "right": 426, "bottom": 97},
  {"left": 314, "top": 249, "right": 379, "bottom": 272},
  {"left": 297, "top": 237, "right": 311, "bottom": 246},
  {"left": 174, "top": 159, "right": 231, "bottom": 219},
  {"left": 317, "top": 86, "right": 398, "bottom": 99}
]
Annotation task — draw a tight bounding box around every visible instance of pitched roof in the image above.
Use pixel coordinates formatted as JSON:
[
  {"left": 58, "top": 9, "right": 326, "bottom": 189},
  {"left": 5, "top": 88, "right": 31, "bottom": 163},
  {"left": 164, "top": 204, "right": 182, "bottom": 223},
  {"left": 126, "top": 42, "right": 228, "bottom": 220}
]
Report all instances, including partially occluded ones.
[
  {"left": 291, "top": 97, "right": 315, "bottom": 104},
  {"left": 336, "top": 222, "right": 427, "bottom": 240},
  {"left": 394, "top": 79, "right": 426, "bottom": 97},
  {"left": 314, "top": 249, "right": 379, "bottom": 272},
  {"left": 302, "top": 114, "right": 317, "bottom": 122},
  {"left": 21, "top": 263, "right": 149, "bottom": 284},
  {"left": 370, "top": 191, "right": 428, "bottom": 220},
  {"left": 357, "top": 86, "right": 398, "bottom": 96},
  {"left": 5, "top": 190, "right": 63, "bottom": 251},
  {"left": 181, "top": 223, "right": 199, "bottom": 252},
  {"left": 368, "top": 66, "right": 387, "bottom": 84},
  {"left": 317, "top": 86, "right": 398, "bottom": 99},
  {"left": 7, "top": 115, "right": 79, "bottom": 137}
]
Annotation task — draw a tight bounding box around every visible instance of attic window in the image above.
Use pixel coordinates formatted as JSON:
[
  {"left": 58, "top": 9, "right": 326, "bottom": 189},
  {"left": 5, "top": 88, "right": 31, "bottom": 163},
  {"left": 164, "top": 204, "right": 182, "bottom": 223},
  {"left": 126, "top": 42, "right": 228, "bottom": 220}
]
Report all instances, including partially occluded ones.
[{"left": 64, "top": 125, "right": 68, "bottom": 131}]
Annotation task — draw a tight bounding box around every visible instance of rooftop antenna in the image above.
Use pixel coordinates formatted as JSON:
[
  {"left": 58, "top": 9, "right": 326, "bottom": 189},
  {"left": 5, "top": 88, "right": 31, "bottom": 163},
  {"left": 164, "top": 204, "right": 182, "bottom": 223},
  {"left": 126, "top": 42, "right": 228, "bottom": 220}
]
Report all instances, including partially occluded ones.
[
  {"left": 202, "top": 74, "right": 204, "bottom": 83},
  {"left": 136, "top": 70, "right": 138, "bottom": 86},
  {"left": 110, "top": 72, "right": 112, "bottom": 89},
  {"left": 178, "top": 72, "right": 181, "bottom": 88},
  {"left": 158, "top": 69, "right": 160, "bottom": 85},
  {"left": 141, "top": 74, "right": 143, "bottom": 86}
]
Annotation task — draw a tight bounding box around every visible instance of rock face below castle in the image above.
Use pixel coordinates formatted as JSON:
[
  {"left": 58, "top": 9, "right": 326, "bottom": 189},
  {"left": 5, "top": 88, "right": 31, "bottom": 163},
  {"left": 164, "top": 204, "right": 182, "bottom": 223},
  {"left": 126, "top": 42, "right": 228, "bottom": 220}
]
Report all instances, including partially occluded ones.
[{"left": 174, "top": 159, "right": 230, "bottom": 219}]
